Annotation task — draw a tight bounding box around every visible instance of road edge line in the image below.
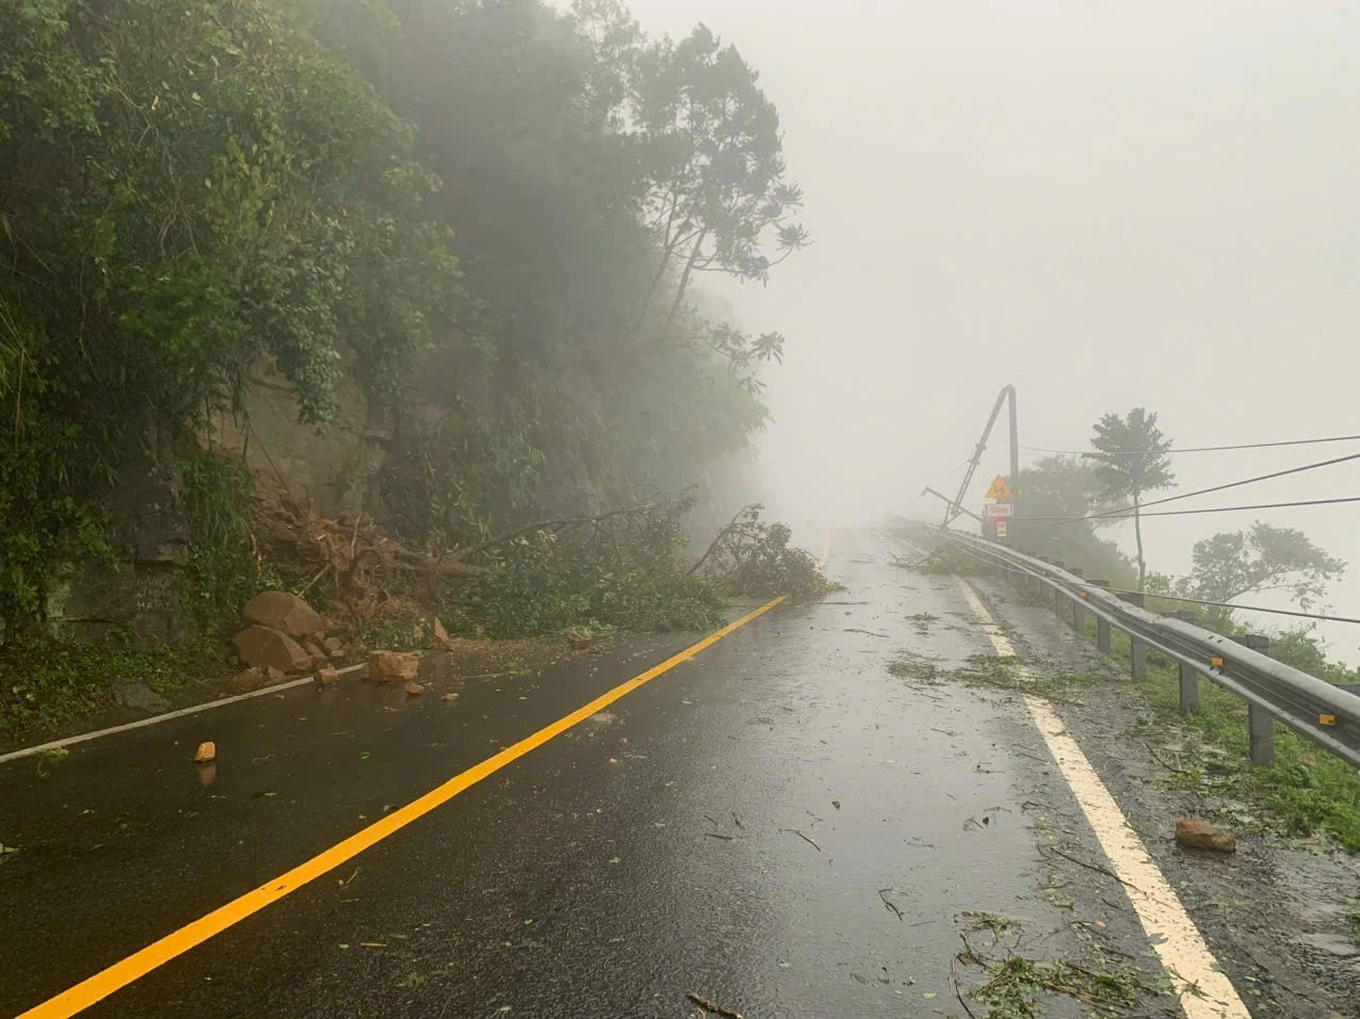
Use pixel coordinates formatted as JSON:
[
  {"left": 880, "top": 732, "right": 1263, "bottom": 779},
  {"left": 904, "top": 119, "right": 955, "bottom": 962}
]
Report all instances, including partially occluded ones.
[
  {"left": 0, "top": 664, "right": 370, "bottom": 767},
  {"left": 954, "top": 577, "right": 1251, "bottom": 1019},
  {"left": 15, "top": 596, "right": 786, "bottom": 1019}
]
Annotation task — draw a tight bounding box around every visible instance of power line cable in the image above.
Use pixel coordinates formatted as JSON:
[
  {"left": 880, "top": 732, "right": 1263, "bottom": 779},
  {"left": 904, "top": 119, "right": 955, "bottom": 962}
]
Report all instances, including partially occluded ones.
[
  {"left": 1024, "top": 433, "right": 1360, "bottom": 457},
  {"left": 1034, "top": 452, "right": 1360, "bottom": 529},
  {"left": 1015, "top": 494, "right": 1360, "bottom": 523}
]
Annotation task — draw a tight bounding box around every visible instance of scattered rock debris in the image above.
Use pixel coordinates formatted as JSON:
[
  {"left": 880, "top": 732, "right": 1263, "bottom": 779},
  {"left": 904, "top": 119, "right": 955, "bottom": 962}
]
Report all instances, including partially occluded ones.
[
  {"left": 441, "top": 692, "right": 460, "bottom": 703},
  {"left": 431, "top": 618, "right": 458, "bottom": 651},
  {"left": 314, "top": 668, "right": 340, "bottom": 688},
  {"left": 403, "top": 680, "right": 424, "bottom": 696},
  {"left": 194, "top": 741, "right": 216, "bottom": 763},
  {"left": 1175, "top": 817, "right": 1236, "bottom": 853},
  {"left": 368, "top": 651, "right": 420, "bottom": 683}
]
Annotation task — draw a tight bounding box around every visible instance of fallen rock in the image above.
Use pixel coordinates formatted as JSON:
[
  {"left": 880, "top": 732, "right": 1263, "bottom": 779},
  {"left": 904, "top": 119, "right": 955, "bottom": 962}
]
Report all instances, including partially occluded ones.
[
  {"left": 111, "top": 680, "right": 169, "bottom": 714},
  {"left": 441, "top": 692, "right": 460, "bottom": 703},
  {"left": 404, "top": 680, "right": 424, "bottom": 696},
  {"left": 323, "top": 636, "right": 345, "bottom": 657},
  {"left": 233, "top": 625, "right": 312, "bottom": 674},
  {"left": 194, "top": 741, "right": 217, "bottom": 763},
  {"left": 368, "top": 650, "right": 420, "bottom": 683},
  {"left": 314, "top": 667, "right": 340, "bottom": 688},
  {"left": 1175, "top": 817, "right": 1236, "bottom": 853},
  {"left": 432, "top": 618, "right": 457, "bottom": 650},
  {"left": 264, "top": 666, "right": 287, "bottom": 684},
  {"left": 567, "top": 632, "right": 593, "bottom": 649},
  {"left": 227, "top": 667, "right": 267, "bottom": 694},
  {"left": 304, "top": 641, "right": 325, "bottom": 661},
  {"left": 242, "top": 591, "right": 325, "bottom": 639}
]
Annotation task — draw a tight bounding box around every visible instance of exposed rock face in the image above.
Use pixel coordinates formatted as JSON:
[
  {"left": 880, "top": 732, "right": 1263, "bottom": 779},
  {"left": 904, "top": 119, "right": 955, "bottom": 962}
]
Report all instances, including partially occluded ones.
[{"left": 58, "top": 444, "right": 193, "bottom": 645}]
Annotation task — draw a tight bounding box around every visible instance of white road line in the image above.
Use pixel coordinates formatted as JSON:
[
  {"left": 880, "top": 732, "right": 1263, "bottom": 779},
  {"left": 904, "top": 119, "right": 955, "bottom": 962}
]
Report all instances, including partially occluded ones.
[
  {"left": 955, "top": 576, "right": 1252, "bottom": 1019},
  {"left": 0, "top": 663, "right": 368, "bottom": 767}
]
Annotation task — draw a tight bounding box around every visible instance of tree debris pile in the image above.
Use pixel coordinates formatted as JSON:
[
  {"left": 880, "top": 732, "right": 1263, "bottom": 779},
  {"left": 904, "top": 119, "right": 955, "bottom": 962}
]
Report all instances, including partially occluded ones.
[
  {"left": 691, "top": 505, "right": 840, "bottom": 599},
  {"left": 247, "top": 472, "right": 482, "bottom": 639},
  {"left": 247, "top": 481, "right": 836, "bottom": 643}
]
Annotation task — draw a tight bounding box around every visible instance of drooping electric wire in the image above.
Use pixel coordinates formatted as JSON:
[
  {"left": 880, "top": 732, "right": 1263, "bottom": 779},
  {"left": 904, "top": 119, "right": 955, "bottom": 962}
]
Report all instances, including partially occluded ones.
[{"left": 1024, "top": 434, "right": 1360, "bottom": 456}]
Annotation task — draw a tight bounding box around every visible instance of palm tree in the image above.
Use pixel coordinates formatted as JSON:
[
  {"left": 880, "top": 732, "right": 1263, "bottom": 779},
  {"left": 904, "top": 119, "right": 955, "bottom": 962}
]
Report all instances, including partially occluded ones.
[{"left": 1085, "top": 408, "right": 1175, "bottom": 590}]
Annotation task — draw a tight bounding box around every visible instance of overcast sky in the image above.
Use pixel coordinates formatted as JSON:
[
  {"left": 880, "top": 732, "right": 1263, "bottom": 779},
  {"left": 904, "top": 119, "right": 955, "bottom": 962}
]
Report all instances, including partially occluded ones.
[{"left": 619, "top": 0, "right": 1360, "bottom": 658}]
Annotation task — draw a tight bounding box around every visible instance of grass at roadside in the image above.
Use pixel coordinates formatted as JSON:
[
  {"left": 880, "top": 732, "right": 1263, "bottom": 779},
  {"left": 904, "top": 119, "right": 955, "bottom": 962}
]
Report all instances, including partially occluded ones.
[
  {"left": 1102, "top": 628, "right": 1360, "bottom": 852},
  {"left": 0, "top": 635, "right": 222, "bottom": 734}
]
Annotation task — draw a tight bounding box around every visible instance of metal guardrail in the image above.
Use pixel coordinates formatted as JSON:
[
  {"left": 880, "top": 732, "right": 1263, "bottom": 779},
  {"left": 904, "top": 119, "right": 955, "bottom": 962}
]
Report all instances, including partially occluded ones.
[{"left": 936, "top": 528, "right": 1360, "bottom": 769}]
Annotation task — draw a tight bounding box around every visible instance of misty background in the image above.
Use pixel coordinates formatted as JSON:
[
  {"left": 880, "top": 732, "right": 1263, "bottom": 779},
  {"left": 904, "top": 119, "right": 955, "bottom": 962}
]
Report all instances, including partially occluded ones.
[{"left": 619, "top": 0, "right": 1360, "bottom": 660}]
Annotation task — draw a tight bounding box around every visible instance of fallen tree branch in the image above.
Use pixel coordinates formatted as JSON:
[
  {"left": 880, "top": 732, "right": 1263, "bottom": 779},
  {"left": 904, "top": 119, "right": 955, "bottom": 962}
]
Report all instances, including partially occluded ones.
[
  {"left": 687, "top": 503, "right": 760, "bottom": 576},
  {"left": 1039, "top": 845, "right": 1142, "bottom": 893},
  {"left": 780, "top": 828, "right": 822, "bottom": 852},
  {"left": 453, "top": 499, "right": 666, "bottom": 562},
  {"left": 686, "top": 992, "right": 744, "bottom": 1019}
]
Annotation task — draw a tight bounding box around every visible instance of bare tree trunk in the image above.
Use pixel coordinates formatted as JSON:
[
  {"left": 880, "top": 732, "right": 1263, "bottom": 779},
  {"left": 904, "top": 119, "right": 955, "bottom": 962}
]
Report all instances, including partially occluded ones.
[
  {"left": 664, "top": 227, "right": 709, "bottom": 333},
  {"left": 1133, "top": 490, "right": 1146, "bottom": 590}
]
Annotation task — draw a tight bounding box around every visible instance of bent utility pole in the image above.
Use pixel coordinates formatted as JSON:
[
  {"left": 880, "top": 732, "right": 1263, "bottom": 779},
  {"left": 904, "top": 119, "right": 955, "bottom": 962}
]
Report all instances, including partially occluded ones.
[{"left": 942, "top": 384, "right": 1019, "bottom": 528}]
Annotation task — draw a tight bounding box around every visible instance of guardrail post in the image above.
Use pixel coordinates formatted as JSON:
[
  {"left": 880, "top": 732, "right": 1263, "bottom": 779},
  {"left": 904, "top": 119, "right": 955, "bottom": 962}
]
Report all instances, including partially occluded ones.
[
  {"left": 1130, "top": 639, "right": 1147, "bottom": 680},
  {"left": 1178, "top": 662, "right": 1199, "bottom": 714},
  {"left": 1053, "top": 588, "right": 1065, "bottom": 619},
  {"left": 1248, "top": 703, "right": 1275, "bottom": 765},
  {"left": 1096, "top": 618, "right": 1111, "bottom": 653},
  {"left": 1072, "top": 599, "right": 1086, "bottom": 636}
]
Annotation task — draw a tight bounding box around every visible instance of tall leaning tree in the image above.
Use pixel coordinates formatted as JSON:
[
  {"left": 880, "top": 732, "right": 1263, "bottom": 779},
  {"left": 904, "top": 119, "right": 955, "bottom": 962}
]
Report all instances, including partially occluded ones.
[{"left": 1086, "top": 409, "right": 1176, "bottom": 591}]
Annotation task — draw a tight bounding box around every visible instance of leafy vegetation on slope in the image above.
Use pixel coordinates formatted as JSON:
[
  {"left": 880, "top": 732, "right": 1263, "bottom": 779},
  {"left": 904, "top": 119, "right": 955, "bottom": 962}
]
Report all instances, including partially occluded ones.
[{"left": 0, "top": 0, "right": 831, "bottom": 727}]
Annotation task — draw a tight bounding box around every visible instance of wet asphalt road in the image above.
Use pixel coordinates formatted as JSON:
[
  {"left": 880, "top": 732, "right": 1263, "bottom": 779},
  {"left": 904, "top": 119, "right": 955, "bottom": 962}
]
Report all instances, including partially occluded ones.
[{"left": 1, "top": 531, "right": 1172, "bottom": 1018}]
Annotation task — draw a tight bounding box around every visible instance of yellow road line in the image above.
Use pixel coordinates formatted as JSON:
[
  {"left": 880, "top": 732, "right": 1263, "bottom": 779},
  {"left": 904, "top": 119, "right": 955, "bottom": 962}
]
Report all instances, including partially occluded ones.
[
  {"left": 954, "top": 578, "right": 1250, "bottom": 1019},
  {"left": 17, "top": 597, "right": 786, "bottom": 1019}
]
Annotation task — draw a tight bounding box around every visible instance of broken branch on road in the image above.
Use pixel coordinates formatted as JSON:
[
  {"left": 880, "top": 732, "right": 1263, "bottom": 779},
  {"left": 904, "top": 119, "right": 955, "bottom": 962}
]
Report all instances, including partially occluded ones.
[
  {"left": 878, "top": 888, "right": 905, "bottom": 921},
  {"left": 1040, "top": 845, "right": 1142, "bottom": 894},
  {"left": 686, "top": 991, "right": 744, "bottom": 1019},
  {"left": 780, "top": 828, "right": 822, "bottom": 852}
]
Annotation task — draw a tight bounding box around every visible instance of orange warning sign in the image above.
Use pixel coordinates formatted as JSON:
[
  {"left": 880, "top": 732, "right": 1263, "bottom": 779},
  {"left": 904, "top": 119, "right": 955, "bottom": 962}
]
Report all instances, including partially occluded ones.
[{"left": 985, "top": 476, "right": 1013, "bottom": 501}]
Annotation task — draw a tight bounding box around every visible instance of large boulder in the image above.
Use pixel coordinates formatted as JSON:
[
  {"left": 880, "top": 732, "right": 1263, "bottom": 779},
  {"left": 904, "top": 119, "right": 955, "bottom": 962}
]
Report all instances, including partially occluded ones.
[
  {"left": 368, "top": 651, "right": 420, "bottom": 683},
  {"left": 242, "top": 591, "right": 325, "bottom": 640},
  {"left": 233, "top": 625, "right": 312, "bottom": 674}
]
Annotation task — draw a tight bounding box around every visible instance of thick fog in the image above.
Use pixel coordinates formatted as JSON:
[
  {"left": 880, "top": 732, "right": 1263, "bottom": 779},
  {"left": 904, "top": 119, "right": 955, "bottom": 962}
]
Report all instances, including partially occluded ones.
[{"left": 622, "top": 0, "right": 1360, "bottom": 659}]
